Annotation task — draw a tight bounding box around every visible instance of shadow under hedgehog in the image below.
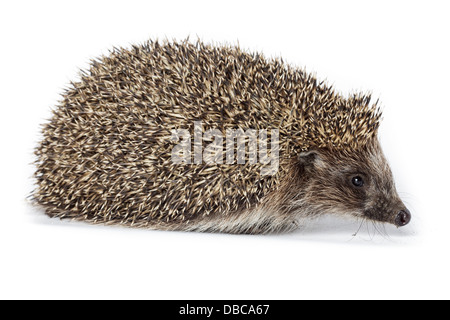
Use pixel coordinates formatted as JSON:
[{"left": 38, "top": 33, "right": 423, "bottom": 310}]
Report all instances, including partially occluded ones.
[{"left": 33, "top": 40, "right": 411, "bottom": 234}]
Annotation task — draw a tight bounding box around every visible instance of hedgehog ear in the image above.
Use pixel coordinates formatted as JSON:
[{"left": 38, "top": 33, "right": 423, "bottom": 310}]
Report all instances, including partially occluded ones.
[{"left": 298, "top": 150, "right": 321, "bottom": 168}]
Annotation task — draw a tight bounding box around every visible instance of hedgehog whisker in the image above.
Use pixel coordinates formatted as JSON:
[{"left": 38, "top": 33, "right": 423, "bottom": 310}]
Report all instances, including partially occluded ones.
[
  {"left": 371, "top": 219, "right": 389, "bottom": 240},
  {"left": 352, "top": 217, "right": 366, "bottom": 238}
]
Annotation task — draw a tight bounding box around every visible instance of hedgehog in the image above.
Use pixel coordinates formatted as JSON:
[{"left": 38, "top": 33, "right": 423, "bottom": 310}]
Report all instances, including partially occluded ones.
[{"left": 33, "top": 39, "right": 411, "bottom": 234}]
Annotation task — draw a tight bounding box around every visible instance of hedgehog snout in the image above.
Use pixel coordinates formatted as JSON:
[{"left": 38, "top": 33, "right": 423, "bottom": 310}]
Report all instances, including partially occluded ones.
[{"left": 394, "top": 209, "right": 411, "bottom": 227}]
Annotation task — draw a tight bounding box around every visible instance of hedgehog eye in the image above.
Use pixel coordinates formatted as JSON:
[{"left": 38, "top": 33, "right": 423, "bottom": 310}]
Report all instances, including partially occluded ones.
[{"left": 351, "top": 176, "right": 364, "bottom": 187}]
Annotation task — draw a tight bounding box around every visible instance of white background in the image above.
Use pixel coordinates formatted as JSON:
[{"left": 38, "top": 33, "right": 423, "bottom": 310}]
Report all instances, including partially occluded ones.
[{"left": 1, "top": 0, "right": 449, "bottom": 300}]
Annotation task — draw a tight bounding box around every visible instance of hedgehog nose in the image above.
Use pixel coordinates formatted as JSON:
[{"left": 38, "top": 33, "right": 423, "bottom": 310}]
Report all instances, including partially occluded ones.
[{"left": 395, "top": 209, "right": 411, "bottom": 227}]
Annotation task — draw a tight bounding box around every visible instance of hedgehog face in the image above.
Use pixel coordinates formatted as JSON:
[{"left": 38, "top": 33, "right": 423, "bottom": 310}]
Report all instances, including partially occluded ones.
[{"left": 298, "top": 139, "right": 410, "bottom": 227}]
